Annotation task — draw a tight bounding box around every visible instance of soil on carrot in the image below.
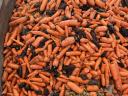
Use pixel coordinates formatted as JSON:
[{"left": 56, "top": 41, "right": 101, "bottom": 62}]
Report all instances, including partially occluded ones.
[{"left": 2, "top": 0, "right": 128, "bottom": 96}]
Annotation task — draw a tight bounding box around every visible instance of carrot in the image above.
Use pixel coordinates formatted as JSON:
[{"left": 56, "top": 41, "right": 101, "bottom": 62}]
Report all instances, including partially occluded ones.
[
  {"left": 56, "top": 25, "right": 65, "bottom": 35},
  {"left": 55, "top": 81, "right": 62, "bottom": 90},
  {"left": 57, "top": 46, "right": 70, "bottom": 59},
  {"left": 87, "top": 85, "right": 99, "bottom": 92},
  {"left": 110, "top": 63, "right": 122, "bottom": 91},
  {"left": 40, "top": 0, "right": 48, "bottom": 11},
  {"left": 13, "top": 88, "right": 20, "bottom": 96},
  {"left": 56, "top": 0, "right": 62, "bottom": 9},
  {"left": 69, "top": 76, "right": 84, "bottom": 83},
  {"left": 94, "top": 57, "right": 102, "bottom": 70},
  {"left": 87, "top": 0, "right": 95, "bottom": 6},
  {"left": 9, "top": 17, "right": 28, "bottom": 26},
  {"left": 39, "top": 74, "right": 50, "bottom": 83},
  {"left": 7, "top": 63, "right": 19, "bottom": 69},
  {"left": 89, "top": 92, "right": 97, "bottom": 96},
  {"left": 95, "top": 26, "right": 108, "bottom": 32},
  {"left": 30, "top": 31, "right": 50, "bottom": 38},
  {"left": 66, "top": 51, "right": 81, "bottom": 56},
  {"left": 61, "top": 37, "right": 75, "bottom": 47},
  {"left": 67, "top": 81, "right": 84, "bottom": 94},
  {"left": 95, "top": 0, "right": 105, "bottom": 8},
  {"left": 80, "top": 0, "right": 87, "bottom": 4},
  {"left": 101, "top": 74, "right": 105, "bottom": 86},
  {"left": 59, "top": 84, "right": 65, "bottom": 96},
  {"left": 58, "top": 20, "right": 79, "bottom": 27},
  {"left": 32, "top": 37, "right": 44, "bottom": 47},
  {"left": 6, "top": 25, "right": 23, "bottom": 46},
  {"left": 65, "top": 6, "right": 71, "bottom": 18}
]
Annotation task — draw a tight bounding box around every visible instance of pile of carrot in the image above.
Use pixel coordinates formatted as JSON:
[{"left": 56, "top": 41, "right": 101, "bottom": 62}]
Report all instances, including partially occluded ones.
[{"left": 2, "top": 0, "right": 128, "bottom": 96}]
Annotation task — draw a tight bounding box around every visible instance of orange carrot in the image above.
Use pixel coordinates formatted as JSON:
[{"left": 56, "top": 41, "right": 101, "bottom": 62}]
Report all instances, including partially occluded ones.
[
  {"left": 58, "top": 20, "right": 79, "bottom": 27},
  {"left": 87, "top": 85, "right": 99, "bottom": 92},
  {"left": 61, "top": 37, "right": 75, "bottom": 47},
  {"left": 9, "top": 17, "right": 28, "bottom": 26},
  {"left": 67, "top": 81, "right": 84, "bottom": 94},
  {"left": 6, "top": 25, "right": 23, "bottom": 46},
  {"left": 40, "top": 0, "right": 48, "bottom": 11}
]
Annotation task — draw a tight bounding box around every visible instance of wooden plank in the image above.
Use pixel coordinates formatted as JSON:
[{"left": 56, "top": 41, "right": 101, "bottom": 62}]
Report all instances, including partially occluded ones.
[{"left": 0, "top": 0, "right": 15, "bottom": 95}]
